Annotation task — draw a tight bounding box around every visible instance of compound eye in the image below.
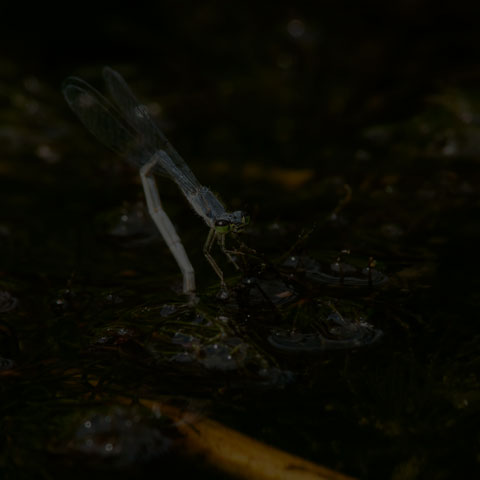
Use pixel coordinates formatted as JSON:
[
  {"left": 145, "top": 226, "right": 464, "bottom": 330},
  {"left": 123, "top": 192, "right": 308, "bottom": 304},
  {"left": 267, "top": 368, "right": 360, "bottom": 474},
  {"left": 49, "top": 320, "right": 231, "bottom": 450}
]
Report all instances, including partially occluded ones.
[{"left": 215, "top": 219, "right": 230, "bottom": 234}]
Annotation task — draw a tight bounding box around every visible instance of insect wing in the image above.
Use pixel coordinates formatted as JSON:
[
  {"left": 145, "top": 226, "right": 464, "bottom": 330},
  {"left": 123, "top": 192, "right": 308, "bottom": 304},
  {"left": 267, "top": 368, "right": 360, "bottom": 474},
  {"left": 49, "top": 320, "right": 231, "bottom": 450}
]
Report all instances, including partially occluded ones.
[
  {"left": 102, "top": 67, "right": 200, "bottom": 189},
  {"left": 62, "top": 76, "right": 152, "bottom": 165}
]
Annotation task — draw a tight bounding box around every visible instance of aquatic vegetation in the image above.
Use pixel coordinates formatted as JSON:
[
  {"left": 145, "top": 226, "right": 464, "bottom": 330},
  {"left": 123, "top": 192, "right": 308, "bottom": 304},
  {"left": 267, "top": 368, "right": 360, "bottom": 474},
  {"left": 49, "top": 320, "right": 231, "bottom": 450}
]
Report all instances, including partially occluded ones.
[
  {"left": 282, "top": 254, "right": 387, "bottom": 287},
  {"left": 267, "top": 297, "right": 382, "bottom": 354},
  {"left": 137, "top": 303, "right": 290, "bottom": 383}
]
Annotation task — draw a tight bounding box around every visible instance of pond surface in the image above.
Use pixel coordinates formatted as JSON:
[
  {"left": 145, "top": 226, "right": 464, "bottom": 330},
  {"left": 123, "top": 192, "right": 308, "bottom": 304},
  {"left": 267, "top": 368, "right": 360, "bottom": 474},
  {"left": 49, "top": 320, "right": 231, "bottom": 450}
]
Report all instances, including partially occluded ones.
[{"left": 1, "top": 3, "right": 480, "bottom": 479}]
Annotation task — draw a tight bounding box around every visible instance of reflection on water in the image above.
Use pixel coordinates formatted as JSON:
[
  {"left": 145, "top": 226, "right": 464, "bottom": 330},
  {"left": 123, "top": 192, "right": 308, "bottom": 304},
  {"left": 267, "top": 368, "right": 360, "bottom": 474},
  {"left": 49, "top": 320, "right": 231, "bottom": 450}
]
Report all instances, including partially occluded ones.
[
  {"left": 269, "top": 317, "right": 382, "bottom": 353},
  {"left": 64, "top": 406, "right": 173, "bottom": 468}
]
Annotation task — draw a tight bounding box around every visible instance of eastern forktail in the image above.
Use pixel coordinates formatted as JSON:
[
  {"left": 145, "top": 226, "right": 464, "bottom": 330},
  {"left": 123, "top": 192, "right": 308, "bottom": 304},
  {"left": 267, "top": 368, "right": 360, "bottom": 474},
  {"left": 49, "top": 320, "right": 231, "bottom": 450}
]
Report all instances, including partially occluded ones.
[{"left": 63, "top": 67, "right": 249, "bottom": 296}]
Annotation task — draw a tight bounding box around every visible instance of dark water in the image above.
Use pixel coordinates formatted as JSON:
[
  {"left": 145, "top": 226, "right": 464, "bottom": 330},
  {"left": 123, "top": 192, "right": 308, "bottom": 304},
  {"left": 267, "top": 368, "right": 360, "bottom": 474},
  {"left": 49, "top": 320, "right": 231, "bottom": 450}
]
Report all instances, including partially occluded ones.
[{"left": 1, "top": 2, "right": 480, "bottom": 479}]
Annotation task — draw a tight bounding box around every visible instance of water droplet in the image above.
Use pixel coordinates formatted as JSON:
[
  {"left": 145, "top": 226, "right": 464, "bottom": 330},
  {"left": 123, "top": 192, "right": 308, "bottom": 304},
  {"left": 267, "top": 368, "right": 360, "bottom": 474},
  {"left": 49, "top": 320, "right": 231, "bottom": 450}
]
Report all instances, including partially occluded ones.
[{"left": 287, "top": 19, "right": 305, "bottom": 38}]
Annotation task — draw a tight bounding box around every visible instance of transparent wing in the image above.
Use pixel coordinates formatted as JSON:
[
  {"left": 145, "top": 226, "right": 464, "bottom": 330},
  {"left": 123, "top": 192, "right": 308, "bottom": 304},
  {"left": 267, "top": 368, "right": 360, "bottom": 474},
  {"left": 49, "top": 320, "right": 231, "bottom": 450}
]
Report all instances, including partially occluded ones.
[
  {"left": 102, "top": 67, "right": 201, "bottom": 190},
  {"left": 63, "top": 71, "right": 201, "bottom": 195},
  {"left": 62, "top": 77, "right": 152, "bottom": 165}
]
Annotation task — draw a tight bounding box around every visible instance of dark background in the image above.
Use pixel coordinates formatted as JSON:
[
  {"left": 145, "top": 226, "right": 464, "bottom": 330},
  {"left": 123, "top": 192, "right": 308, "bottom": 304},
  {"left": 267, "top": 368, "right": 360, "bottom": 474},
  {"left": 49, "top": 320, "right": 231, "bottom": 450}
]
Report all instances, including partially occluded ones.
[{"left": 3, "top": 1, "right": 480, "bottom": 167}]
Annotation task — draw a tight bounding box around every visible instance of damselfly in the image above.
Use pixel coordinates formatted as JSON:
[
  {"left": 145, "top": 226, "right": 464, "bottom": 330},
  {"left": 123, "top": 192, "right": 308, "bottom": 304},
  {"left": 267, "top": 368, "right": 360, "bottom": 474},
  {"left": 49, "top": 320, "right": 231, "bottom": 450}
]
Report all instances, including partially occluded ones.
[{"left": 63, "top": 67, "right": 249, "bottom": 296}]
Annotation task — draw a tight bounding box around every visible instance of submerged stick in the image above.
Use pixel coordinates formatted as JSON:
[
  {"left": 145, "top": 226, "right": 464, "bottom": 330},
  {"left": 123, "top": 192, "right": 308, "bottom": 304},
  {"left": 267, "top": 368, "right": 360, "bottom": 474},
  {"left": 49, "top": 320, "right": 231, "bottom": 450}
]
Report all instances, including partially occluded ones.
[
  {"left": 84, "top": 374, "right": 355, "bottom": 479},
  {"left": 135, "top": 397, "right": 357, "bottom": 480}
]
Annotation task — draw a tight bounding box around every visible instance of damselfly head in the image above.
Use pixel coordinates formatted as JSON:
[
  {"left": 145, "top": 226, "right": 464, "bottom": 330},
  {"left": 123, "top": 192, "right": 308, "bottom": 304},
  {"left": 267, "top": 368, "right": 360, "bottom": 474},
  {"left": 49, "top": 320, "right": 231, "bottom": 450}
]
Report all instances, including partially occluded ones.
[{"left": 215, "top": 211, "right": 249, "bottom": 234}]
